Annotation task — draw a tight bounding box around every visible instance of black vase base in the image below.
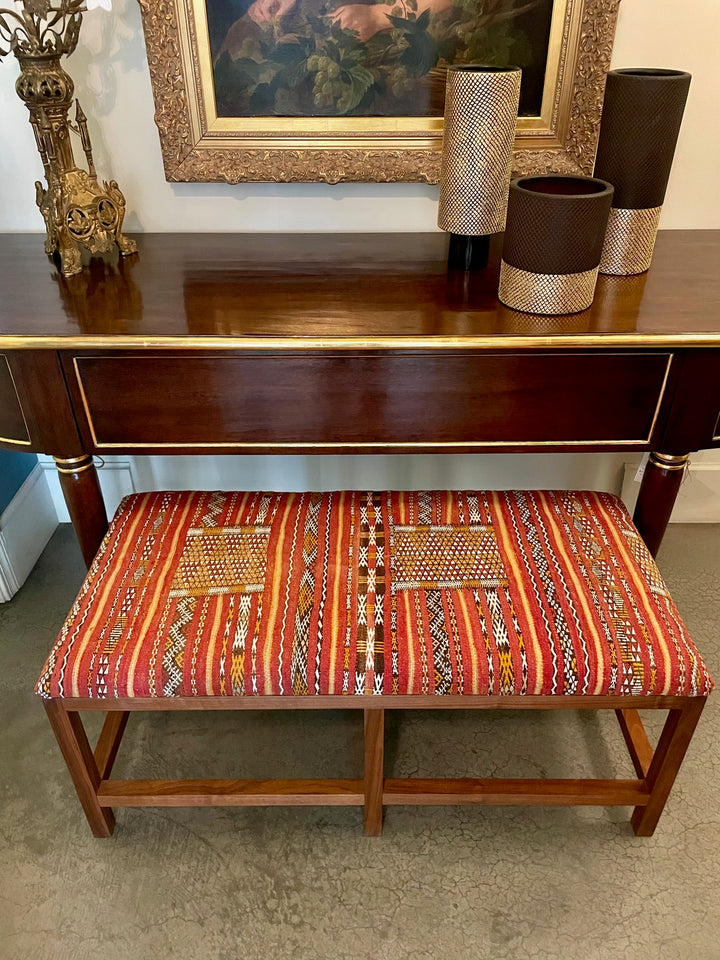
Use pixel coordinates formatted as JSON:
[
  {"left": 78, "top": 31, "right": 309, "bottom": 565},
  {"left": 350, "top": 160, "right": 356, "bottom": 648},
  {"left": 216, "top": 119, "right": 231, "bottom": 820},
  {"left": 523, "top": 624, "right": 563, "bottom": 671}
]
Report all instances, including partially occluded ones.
[{"left": 447, "top": 233, "right": 491, "bottom": 271}]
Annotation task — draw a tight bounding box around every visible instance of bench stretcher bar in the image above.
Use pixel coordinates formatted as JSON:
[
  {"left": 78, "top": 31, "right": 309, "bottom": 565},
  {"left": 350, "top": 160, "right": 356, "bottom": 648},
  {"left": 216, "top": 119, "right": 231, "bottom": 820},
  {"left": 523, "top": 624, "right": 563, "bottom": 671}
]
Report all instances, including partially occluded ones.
[{"left": 44, "top": 696, "right": 706, "bottom": 839}]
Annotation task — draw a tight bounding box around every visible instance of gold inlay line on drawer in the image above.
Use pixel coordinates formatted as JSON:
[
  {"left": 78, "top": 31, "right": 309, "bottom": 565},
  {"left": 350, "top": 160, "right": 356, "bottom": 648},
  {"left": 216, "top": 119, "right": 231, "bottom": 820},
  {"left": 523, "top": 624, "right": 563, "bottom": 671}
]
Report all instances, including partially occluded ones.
[
  {"left": 0, "top": 354, "right": 31, "bottom": 446},
  {"left": 72, "top": 353, "right": 673, "bottom": 450}
]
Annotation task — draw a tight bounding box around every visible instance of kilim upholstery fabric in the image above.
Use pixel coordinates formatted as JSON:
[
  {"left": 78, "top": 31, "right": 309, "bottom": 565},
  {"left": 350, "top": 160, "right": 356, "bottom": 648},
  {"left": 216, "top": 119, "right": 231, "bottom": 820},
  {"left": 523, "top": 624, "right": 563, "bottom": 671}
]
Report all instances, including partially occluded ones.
[{"left": 36, "top": 490, "right": 713, "bottom": 700}]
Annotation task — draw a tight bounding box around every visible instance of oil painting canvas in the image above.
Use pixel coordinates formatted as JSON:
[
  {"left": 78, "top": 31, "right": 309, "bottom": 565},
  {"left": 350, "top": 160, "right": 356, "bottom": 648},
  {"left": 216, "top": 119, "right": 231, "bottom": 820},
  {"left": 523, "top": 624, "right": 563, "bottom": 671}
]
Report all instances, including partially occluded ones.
[{"left": 206, "top": 0, "right": 553, "bottom": 117}]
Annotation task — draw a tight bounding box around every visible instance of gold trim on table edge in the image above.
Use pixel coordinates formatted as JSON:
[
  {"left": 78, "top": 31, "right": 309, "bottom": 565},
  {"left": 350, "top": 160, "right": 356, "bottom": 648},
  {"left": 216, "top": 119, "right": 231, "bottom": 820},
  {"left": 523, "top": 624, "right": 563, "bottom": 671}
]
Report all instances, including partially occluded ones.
[
  {"left": 71, "top": 354, "right": 672, "bottom": 451},
  {"left": 1, "top": 334, "right": 720, "bottom": 351},
  {"left": 80, "top": 439, "right": 669, "bottom": 451}
]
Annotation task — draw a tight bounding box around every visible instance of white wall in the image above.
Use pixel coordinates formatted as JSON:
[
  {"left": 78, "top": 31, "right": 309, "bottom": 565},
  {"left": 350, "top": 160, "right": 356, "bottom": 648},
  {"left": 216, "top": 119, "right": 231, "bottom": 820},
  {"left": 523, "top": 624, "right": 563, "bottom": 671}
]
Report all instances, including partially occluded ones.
[
  {"left": 610, "top": 0, "right": 720, "bottom": 231},
  {"left": 1, "top": 0, "right": 719, "bottom": 501},
  {"left": 1, "top": 0, "right": 718, "bottom": 232}
]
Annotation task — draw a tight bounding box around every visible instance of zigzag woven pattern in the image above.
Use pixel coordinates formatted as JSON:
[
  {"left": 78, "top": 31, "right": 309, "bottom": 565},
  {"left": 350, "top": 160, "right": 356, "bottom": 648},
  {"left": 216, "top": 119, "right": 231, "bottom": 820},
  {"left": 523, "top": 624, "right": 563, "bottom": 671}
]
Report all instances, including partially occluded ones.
[{"left": 36, "top": 490, "right": 713, "bottom": 700}]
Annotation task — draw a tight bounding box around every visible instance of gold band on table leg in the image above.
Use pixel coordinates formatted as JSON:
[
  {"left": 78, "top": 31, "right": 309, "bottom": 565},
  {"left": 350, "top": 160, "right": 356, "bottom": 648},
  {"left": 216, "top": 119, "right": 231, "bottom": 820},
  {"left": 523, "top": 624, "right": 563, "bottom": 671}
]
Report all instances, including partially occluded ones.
[
  {"left": 54, "top": 455, "right": 95, "bottom": 475},
  {"left": 650, "top": 452, "right": 690, "bottom": 472},
  {"left": 53, "top": 454, "right": 90, "bottom": 466},
  {"left": 498, "top": 261, "right": 599, "bottom": 316},
  {"left": 599, "top": 207, "right": 662, "bottom": 276}
]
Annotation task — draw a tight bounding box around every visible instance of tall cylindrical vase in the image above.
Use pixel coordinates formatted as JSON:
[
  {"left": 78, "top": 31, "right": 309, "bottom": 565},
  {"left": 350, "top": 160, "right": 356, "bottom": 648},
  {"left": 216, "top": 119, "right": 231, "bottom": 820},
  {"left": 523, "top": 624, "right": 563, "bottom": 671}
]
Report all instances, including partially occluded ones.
[
  {"left": 594, "top": 68, "right": 691, "bottom": 276},
  {"left": 498, "top": 175, "right": 614, "bottom": 315},
  {"left": 438, "top": 65, "right": 521, "bottom": 270}
]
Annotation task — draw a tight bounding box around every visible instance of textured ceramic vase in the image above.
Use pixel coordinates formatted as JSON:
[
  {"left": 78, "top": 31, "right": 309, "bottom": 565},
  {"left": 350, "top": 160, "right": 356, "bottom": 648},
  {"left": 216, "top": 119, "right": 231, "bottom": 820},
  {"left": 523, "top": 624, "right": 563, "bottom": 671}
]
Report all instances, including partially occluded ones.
[
  {"left": 594, "top": 68, "right": 691, "bottom": 276},
  {"left": 438, "top": 64, "right": 522, "bottom": 270},
  {"left": 499, "top": 175, "right": 614, "bottom": 315}
]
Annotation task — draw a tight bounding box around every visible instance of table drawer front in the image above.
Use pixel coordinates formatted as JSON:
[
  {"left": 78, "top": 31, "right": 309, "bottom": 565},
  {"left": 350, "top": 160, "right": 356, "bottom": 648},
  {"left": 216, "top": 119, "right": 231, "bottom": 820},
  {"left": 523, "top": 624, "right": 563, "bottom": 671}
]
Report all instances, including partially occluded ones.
[
  {"left": 69, "top": 352, "right": 672, "bottom": 450},
  {"left": 0, "top": 354, "right": 31, "bottom": 446}
]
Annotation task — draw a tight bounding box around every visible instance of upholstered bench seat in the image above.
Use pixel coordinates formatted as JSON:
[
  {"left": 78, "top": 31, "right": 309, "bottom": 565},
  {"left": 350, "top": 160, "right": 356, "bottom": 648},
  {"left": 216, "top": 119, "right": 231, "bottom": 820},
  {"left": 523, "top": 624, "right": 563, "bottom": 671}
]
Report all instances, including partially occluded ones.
[
  {"left": 37, "top": 489, "right": 711, "bottom": 701},
  {"left": 37, "top": 489, "right": 713, "bottom": 838}
]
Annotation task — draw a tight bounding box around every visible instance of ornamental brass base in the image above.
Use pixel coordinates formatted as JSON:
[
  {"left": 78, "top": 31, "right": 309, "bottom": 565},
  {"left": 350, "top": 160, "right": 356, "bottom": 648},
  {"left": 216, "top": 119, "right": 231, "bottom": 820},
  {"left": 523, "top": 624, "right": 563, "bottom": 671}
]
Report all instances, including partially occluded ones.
[
  {"left": 498, "top": 261, "right": 599, "bottom": 315},
  {"left": 2, "top": 10, "right": 138, "bottom": 281},
  {"left": 37, "top": 168, "right": 137, "bottom": 278},
  {"left": 599, "top": 207, "right": 662, "bottom": 276}
]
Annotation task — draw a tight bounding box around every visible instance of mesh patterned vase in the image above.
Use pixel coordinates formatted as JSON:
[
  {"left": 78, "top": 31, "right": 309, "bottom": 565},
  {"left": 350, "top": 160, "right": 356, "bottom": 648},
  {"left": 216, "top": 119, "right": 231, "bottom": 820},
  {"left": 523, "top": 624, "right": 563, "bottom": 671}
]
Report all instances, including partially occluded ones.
[
  {"left": 499, "top": 175, "right": 614, "bottom": 316},
  {"left": 594, "top": 68, "right": 691, "bottom": 276},
  {"left": 438, "top": 65, "right": 521, "bottom": 270}
]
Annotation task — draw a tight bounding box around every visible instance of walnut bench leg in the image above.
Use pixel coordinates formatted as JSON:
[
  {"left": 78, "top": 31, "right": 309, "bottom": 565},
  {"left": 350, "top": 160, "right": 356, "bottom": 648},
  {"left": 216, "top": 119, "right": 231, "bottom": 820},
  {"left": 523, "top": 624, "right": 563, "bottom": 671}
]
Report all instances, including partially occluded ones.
[
  {"left": 43, "top": 702, "right": 388, "bottom": 837},
  {"left": 44, "top": 700, "right": 116, "bottom": 838},
  {"left": 44, "top": 697, "right": 707, "bottom": 838},
  {"left": 364, "top": 708, "right": 384, "bottom": 836},
  {"left": 44, "top": 704, "right": 389, "bottom": 836},
  {"left": 631, "top": 698, "right": 706, "bottom": 837}
]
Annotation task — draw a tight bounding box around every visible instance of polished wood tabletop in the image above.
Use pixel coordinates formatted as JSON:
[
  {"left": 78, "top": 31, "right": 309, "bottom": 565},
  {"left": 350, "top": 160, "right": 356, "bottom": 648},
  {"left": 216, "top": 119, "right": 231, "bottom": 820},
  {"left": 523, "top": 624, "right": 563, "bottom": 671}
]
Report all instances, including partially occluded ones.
[
  {"left": 0, "top": 231, "right": 719, "bottom": 348},
  {"left": 1, "top": 230, "right": 719, "bottom": 567}
]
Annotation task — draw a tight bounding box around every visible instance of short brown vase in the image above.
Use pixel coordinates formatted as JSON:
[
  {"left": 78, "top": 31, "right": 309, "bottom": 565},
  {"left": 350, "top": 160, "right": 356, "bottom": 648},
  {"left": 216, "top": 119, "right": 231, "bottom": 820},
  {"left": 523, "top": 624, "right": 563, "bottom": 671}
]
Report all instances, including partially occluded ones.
[{"left": 498, "top": 175, "right": 614, "bottom": 315}]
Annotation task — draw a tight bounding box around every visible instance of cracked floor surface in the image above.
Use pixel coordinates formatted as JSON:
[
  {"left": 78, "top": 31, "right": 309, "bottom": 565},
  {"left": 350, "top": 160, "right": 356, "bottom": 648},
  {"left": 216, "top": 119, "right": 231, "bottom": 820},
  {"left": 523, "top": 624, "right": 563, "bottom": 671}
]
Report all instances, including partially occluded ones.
[{"left": 1, "top": 524, "right": 718, "bottom": 960}]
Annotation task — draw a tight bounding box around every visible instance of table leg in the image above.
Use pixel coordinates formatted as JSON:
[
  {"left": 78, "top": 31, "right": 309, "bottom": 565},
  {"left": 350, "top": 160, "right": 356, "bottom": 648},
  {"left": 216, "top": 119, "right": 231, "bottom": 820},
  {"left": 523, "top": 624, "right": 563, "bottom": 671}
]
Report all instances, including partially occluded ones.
[
  {"left": 54, "top": 455, "right": 109, "bottom": 568},
  {"left": 632, "top": 452, "right": 689, "bottom": 558}
]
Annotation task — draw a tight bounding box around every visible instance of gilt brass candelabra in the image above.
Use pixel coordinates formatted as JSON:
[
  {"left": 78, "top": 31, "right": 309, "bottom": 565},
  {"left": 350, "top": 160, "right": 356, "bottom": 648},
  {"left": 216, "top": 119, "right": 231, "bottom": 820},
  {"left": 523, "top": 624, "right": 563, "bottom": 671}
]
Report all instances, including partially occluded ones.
[{"left": 0, "top": 0, "right": 136, "bottom": 276}]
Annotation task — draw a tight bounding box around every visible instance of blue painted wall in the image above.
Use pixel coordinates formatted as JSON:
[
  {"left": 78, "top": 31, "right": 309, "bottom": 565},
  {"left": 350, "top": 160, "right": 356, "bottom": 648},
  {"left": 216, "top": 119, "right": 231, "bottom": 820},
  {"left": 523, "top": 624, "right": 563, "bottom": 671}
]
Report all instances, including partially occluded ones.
[{"left": 0, "top": 451, "right": 37, "bottom": 514}]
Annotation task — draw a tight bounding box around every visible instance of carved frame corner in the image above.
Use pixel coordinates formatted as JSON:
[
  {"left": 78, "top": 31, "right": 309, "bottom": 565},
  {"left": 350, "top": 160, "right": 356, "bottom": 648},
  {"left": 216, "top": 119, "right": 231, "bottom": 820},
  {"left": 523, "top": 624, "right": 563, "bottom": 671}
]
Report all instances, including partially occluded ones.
[{"left": 137, "top": 0, "right": 620, "bottom": 184}]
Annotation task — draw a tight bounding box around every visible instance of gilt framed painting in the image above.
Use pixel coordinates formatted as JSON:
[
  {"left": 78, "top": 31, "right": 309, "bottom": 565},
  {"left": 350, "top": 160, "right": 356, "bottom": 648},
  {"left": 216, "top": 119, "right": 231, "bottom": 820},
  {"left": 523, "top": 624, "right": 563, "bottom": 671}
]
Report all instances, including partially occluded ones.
[{"left": 138, "top": 0, "right": 619, "bottom": 182}]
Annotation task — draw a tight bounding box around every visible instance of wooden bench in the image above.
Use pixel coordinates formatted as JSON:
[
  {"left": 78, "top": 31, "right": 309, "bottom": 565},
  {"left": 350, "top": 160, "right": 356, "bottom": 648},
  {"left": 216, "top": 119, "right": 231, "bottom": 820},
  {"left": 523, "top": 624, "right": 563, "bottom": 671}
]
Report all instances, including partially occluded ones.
[{"left": 36, "top": 489, "right": 713, "bottom": 838}]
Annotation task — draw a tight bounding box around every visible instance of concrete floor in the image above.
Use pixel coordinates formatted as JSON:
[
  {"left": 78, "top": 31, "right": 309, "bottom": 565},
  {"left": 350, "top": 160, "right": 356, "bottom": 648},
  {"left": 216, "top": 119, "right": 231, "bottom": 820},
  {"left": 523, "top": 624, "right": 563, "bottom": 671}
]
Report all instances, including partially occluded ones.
[{"left": 1, "top": 524, "right": 718, "bottom": 960}]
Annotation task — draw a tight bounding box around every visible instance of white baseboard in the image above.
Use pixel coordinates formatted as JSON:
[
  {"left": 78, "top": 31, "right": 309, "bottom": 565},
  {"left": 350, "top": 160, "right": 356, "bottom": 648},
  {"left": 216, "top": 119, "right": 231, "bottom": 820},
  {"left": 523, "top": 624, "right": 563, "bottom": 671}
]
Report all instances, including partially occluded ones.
[
  {"left": 37, "top": 455, "right": 136, "bottom": 521},
  {"left": 37, "top": 454, "right": 720, "bottom": 525},
  {"left": 0, "top": 464, "right": 58, "bottom": 602},
  {"left": 622, "top": 461, "right": 720, "bottom": 522}
]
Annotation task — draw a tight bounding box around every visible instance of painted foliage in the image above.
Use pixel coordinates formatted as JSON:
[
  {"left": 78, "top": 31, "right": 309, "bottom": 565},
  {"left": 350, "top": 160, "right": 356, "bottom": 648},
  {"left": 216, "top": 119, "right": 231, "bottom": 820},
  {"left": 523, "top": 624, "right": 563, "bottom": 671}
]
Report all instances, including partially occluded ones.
[{"left": 207, "top": 0, "right": 553, "bottom": 117}]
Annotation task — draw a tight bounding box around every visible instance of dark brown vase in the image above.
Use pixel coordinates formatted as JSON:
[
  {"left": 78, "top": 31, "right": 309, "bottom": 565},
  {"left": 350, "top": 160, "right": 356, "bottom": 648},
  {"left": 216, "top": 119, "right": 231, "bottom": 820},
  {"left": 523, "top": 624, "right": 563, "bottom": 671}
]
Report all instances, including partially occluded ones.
[
  {"left": 594, "top": 68, "right": 691, "bottom": 275},
  {"left": 499, "top": 175, "right": 614, "bottom": 315}
]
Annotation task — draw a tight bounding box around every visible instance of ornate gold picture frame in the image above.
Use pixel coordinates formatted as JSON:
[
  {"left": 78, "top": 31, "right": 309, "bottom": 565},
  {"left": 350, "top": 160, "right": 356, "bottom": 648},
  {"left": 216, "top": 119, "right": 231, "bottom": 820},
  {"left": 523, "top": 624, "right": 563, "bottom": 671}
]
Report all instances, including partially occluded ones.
[{"left": 138, "top": 0, "right": 619, "bottom": 183}]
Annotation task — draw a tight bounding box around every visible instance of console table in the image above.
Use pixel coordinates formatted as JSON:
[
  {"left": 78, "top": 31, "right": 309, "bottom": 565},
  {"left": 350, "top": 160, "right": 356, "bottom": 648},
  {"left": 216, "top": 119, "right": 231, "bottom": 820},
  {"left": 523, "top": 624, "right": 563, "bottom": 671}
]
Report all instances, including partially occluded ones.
[{"left": 1, "top": 231, "right": 719, "bottom": 566}]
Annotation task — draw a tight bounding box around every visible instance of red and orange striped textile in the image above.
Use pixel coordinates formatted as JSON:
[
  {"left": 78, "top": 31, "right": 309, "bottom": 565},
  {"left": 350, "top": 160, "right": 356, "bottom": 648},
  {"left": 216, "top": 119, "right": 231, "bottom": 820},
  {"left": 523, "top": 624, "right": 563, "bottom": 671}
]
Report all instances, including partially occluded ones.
[{"left": 36, "top": 490, "right": 713, "bottom": 700}]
